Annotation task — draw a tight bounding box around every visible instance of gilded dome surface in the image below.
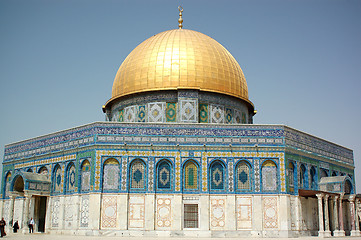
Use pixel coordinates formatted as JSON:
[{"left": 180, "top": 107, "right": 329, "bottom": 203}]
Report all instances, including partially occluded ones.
[{"left": 107, "top": 29, "right": 252, "bottom": 107}]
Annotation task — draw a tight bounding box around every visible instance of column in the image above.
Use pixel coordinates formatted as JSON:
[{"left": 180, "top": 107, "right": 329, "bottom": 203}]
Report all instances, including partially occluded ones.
[
  {"left": 338, "top": 194, "right": 345, "bottom": 236},
  {"left": 324, "top": 194, "right": 331, "bottom": 237},
  {"left": 8, "top": 195, "right": 16, "bottom": 226},
  {"left": 333, "top": 196, "right": 341, "bottom": 236},
  {"left": 316, "top": 193, "right": 325, "bottom": 237},
  {"left": 349, "top": 195, "right": 361, "bottom": 236},
  {"left": 356, "top": 199, "right": 361, "bottom": 234},
  {"left": 22, "top": 194, "right": 31, "bottom": 233}
]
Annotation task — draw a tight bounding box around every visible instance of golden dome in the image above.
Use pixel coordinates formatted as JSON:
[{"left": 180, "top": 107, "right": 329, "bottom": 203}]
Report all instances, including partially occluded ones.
[{"left": 106, "top": 29, "right": 253, "bottom": 108}]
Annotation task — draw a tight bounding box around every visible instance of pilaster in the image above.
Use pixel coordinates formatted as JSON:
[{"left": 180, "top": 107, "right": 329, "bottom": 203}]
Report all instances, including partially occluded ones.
[{"left": 316, "top": 193, "right": 325, "bottom": 237}]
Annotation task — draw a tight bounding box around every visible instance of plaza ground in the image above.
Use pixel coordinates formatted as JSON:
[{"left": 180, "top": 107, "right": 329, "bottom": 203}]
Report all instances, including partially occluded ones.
[{"left": 1, "top": 232, "right": 361, "bottom": 240}]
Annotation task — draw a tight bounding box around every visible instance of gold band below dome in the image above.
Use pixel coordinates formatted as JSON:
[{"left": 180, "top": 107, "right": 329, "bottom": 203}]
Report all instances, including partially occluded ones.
[{"left": 106, "top": 29, "right": 253, "bottom": 109}]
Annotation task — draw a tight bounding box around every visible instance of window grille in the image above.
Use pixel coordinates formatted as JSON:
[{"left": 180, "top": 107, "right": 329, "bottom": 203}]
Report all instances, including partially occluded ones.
[{"left": 184, "top": 204, "right": 198, "bottom": 228}]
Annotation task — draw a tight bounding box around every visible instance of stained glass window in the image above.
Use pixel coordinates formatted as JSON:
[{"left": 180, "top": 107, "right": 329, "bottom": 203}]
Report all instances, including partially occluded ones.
[
  {"left": 184, "top": 161, "right": 198, "bottom": 190},
  {"left": 67, "top": 163, "right": 76, "bottom": 192},
  {"left": 130, "top": 160, "right": 146, "bottom": 189},
  {"left": 236, "top": 161, "right": 250, "bottom": 190},
  {"left": 210, "top": 161, "right": 224, "bottom": 190},
  {"left": 81, "top": 160, "right": 91, "bottom": 192},
  {"left": 261, "top": 160, "right": 277, "bottom": 192},
  {"left": 103, "top": 158, "right": 120, "bottom": 191},
  {"left": 53, "top": 165, "right": 62, "bottom": 193},
  {"left": 157, "top": 160, "right": 172, "bottom": 190}
]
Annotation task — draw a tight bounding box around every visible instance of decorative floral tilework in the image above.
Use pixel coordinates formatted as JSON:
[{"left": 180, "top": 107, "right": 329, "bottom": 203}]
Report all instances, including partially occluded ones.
[
  {"left": 53, "top": 165, "right": 62, "bottom": 193},
  {"left": 236, "top": 161, "right": 250, "bottom": 190},
  {"left": 225, "top": 108, "right": 232, "bottom": 124},
  {"left": 128, "top": 195, "right": 145, "bottom": 228},
  {"left": 81, "top": 160, "right": 90, "bottom": 192},
  {"left": 179, "top": 99, "right": 197, "bottom": 122},
  {"left": 51, "top": 197, "right": 60, "bottom": 227},
  {"left": 137, "top": 105, "right": 146, "bottom": 122},
  {"left": 148, "top": 102, "right": 165, "bottom": 123},
  {"left": 156, "top": 197, "right": 172, "bottom": 228},
  {"left": 118, "top": 109, "right": 123, "bottom": 122},
  {"left": 80, "top": 195, "right": 89, "bottom": 227},
  {"left": 67, "top": 164, "right": 76, "bottom": 192},
  {"left": 157, "top": 161, "right": 171, "bottom": 190},
  {"left": 166, "top": 103, "right": 177, "bottom": 122},
  {"left": 130, "top": 160, "right": 146, "bottom": 189},
  {"left": 210, "top": 162, "right": 224, "bottom": 190},
  {"left": 124, "top": 106, "right": 136, "bottom": 122},
  {"left": 234, "top": 109, "right": 242, "bottom": 124},
  {"left": 199, "top": 104, "right": 208, "bottom": 123},
  {"left": 210, "top": 104, "right": 224, "bottom": 124}
]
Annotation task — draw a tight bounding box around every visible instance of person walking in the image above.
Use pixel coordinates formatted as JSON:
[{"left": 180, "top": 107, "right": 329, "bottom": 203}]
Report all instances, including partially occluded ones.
[
  {"left": 13, "top": 220, "right": 19, "bottom": 233},
  {"left": 28, "top": 218, "right": 34, "bottom": 233},
  {"left": 0, "top": 218, "right": 6, "bottom": 237}
]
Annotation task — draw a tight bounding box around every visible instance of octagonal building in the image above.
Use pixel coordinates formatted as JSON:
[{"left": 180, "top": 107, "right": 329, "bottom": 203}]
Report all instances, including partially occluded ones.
[{"left": 1, "top": 9, "right": 359, "bottom": 238}]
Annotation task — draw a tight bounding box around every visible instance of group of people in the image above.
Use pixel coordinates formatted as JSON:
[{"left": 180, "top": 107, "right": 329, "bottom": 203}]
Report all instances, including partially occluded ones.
[{"left": 0, "top": 217, "right": 35, "bottom": 237}]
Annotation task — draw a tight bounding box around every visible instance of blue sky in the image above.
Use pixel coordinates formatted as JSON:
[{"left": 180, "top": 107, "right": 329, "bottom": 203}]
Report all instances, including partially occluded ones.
[{"left": 0, "top": 0, "right": 360, "bottom": 192}]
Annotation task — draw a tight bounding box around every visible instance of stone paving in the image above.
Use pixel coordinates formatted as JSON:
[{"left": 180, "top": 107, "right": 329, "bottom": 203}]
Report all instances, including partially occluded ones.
[{"left": 1, "top": 232, "right": 361, "bottom": 240}]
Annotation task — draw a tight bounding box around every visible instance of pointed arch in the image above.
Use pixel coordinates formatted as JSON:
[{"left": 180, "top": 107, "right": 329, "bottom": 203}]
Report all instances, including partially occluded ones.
[
  {"left": 235, "top": 160, "right": 251, "bottom": 191},
  {"left": 156, "top": 159, "right": 172, "bottom": 191},
  {"left": 102, "top": 158, "right": 120, "bottom": 192},
  {"left": 261, "top": 160, "right": 278, "bottom": 192},
  {"left": 299, "top": 164, "right": 307, "bottom": 189},
  {"left": 287, "top": 162, "right": 295, "bottom": 192},
  {"left": 12, "top": 175, "right": 24, "bottom": 193},
  {"left": 80, "top": 159, "right": 91, "bottom": 192},
  {"left": 320, "top": 168, "right": 328, "bottom": 178},
  {"left": 183, "top": 160, "right": 199, "bottom": 191},
  {"left": 53, "top": 164, "right": 62, "bottom": 193},
  {"left": 4, "top": 172, "right": 12, "bottom": 198},
  {"left": 129, "top": 159, "right": 147, "bottom": 190},
  {"left": 310, "top": 166, "right": 317, "bottom": 190},
  {"left": 66, "top": 162, "right": 76, "bottom": 193},
  {"left": 209, "top": 160, "right": 225, "bottom": 191},
  {"left": 344, "top": 179, "right": 353, "bottom": 194},
  {"left": 38, "top": 166, "right": 49, "bottom": 175}
]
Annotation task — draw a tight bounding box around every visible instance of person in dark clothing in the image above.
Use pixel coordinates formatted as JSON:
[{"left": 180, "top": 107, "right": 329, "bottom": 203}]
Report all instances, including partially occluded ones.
[
  {"left": 28, "top": 218, "right": 34, "bottom": 233},
  {"left": 13, "top": 220, "right": 19, "bottom": 233},
  {"left": 0, "top": 218, "right": 6, "bottom": 237}
]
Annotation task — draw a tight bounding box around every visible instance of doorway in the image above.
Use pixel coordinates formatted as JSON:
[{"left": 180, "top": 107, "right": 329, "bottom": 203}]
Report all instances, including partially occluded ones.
[{"left": 35, "top": 196, "right": 47, "bottom": 232}]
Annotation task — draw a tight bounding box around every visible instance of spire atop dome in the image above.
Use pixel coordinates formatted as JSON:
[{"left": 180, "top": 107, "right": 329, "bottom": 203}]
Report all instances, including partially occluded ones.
[{"left": 178, "top": 6, "right": 183, "bottom": 29}]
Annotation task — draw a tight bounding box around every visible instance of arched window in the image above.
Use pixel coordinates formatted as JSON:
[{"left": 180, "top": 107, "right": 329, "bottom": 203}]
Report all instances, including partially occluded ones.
[
  {"left": 287, "top": 162, "right": 295, "bottom": 192},
  {"left": 261, "top": 160, "right": 277, "bottom": 192},
  {"left": 157, "top": 160, "right": 172, "bottom": 190},
  {"left": 27, "top": 168, "right": 33, "bottom": 172},
  {"left": 102, "top": 158, "right": 120, "bottom": 191},
  {"left": 320, "top": 169, "right": 328, "bottom": 178},
  {"left": 53, "top": 164, "right": 62, "bottom": 193},
  {"left": 310, "top": 166, "right": 317, "bottom": 189},
  {"left": 344, "top": 179, "right": 352, "bottom": 194},
  {"left": 4, "top": 172, "right": 11, "bottom": 198},
  {"left": 38, "top": 166, "right": 48, "bottom": 175},
  {"left": 66, "top": 163, "right": 76, "bottom": 192},
  {"left": 130, "top": 160, "right": 146, "bottom": 190},
  {"left": 235, "top": 161, "right": 251, "bottom": 191},
  {"left": 332, "top": 171, "right": 337, "bottom": 176},
  {"left": 184, "top": 161, "right": 198, "bottom": 190},
  {"left": 80, "top": 159, "right": 91, "bottom": 192},
  {"left": 299, "top": 164, "right": 306, "bottom": 189},
  {"left": 210, "top": 161, "right": 225, "bottom": 191}
]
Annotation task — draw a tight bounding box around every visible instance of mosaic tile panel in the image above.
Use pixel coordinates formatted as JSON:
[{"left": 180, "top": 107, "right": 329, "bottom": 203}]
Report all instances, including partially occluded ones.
[
  {"left": 228, "top": 161, "right": 234, "bottom": 192},
  {"left": 225, "top": 108, "right": 233, "bottom": 124},
  {"left": 4, "top": 173, "right": 11, "bottom": 198},
  {"left": 234, "top": 109, "right": 242, "bottom": 124},
  {"left": 101, "top": 195, "right": 117, "bottom": 228},
  {"left": 279, "top": 154, "right": 286, "bottom": 192},
  {"left": 51, "top": 197, "right": 60, "bottom": 227},
  {"left": 179, "top": 99, "right": 197, "bottom": 122},
  {"left": 81, "top": 160, "right": 91, "bottom": 192},
  {"left": 210, "top": 104, "right": 224, "bottom": 124},
  {"left": 148, "top": 159, "right": 154, "bottom": 191},
  {"left": 166, "top": 103, "right": 177, "bottom": 122},
  {"left": 175, "top": 153, "right": 181, "bottom": 191},
  {"left": 124, "top": 106, "right": 136, "bottom": 122},
  {"left": 103, "top": 159, "right": 120, "bottom": 191},
  {"left": 262, "top": 161, "right": 277, "bottom": 192},
  {"left": 54, "top": 166, "right": 62, "bottom": 193},
  {"left": 67, "top": 164, "right": 76, "bottom": 192},
  {"left": 118, "top": 109, "right": 123, "bottom": 122},
  {"left": 130, "top": 160, "right": 145, "bottom": 189},
  {"left": 242, "top": 112, "right": 246, "bottom": 124},
  {"left": 157, "top": 161, "right": 171, "bottom": 190},
  {"left": 210, "top": 162, "right": 224, "bottom": 190},
  {"left": 263, "top": 196, "right": 278, "bottom": 229},
  {"left": 236, "top": 162, "right": 251, "bottom": 190},
  {"left": 121, "top": 157, "right": 128, "bottom": 191},
  {"left": 148, "top": 102, "right": 165, "bottom": 123},
  {"left": 80, "top": 195, "right": 89, "bottom": 227},
  {"left": 254, "top": 159, "right": 260, "bottom": 192},
  {"left": 128, "top": 195, "right": 145, "bottom": 228},
  {"left": 156, "top": 197, "right": 172, "bottom": 228},
  {"left": 210, "top": 197, "right": 226, "bottom": 229},
  {"left": 137, "top": 105, "right": 146, "bottom": 122},
  {"left": 202, "top": 155, "right": 208, "bottom": 191},
  {"left": 199, "top": 103, "right": 208, "bottom": 123},
  {"left": 236, "top": 196, "right": 252, "bottom": 229}
]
